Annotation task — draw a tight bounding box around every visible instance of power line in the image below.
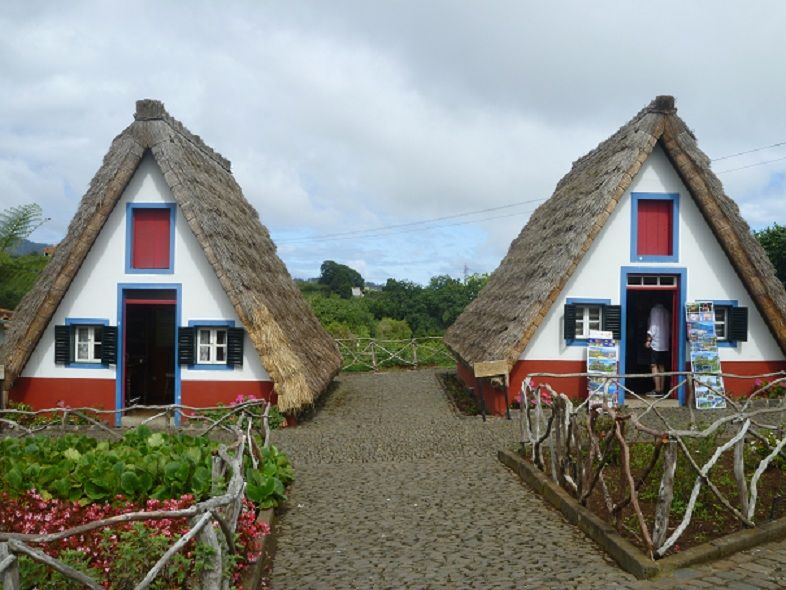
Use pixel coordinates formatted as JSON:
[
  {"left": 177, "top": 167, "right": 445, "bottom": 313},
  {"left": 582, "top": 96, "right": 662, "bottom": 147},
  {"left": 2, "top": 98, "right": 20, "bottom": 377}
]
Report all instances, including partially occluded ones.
[
  {"left": 714, "top": 155, "right": 786, "bottom": 175},
  {"left": 278, "top": 207, "right": 538, "bottom": 245},
  {"left": 275, "top": 197, "right": 546, "bottom": 244},
  {"left": 712, "top": 141, "right": 786, "bottom": 162}
]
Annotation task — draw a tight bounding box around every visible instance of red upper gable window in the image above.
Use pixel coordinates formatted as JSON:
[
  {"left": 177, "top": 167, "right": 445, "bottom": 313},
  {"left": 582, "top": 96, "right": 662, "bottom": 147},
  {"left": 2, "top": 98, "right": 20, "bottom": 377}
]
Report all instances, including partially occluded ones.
[
  {"left": 131, "top": 208, "right": 171, "bottom": 269},
  {"left": 637, "top": 199, "right": 673, "bottom": 256}
]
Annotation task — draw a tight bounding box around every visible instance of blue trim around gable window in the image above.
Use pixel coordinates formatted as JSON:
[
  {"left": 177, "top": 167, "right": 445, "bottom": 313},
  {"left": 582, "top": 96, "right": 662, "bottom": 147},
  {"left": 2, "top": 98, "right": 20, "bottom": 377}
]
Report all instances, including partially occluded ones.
[
  {"left": 187, "top": 320, "right": 236, "bottom": 371},
  {"left": 125, "top": 203, "right": 176, "bottom": 274},
  {"left": 565, "top": 298, "right": 611, "bottom": 347},
  {"left": 711, "top": 299, "right": 739, "bottom": 348},
  {"left": 619, "top": 267, "right": 687, "bottom": 406},
  {"left": 64, "top": 318, "right": 110, "bottom": 369},
  {"left": 630, "top": 193, "right": 680, "bottom": 263},
  {"left": 115, "top": 283, "right": 182, "bottom": 427}
]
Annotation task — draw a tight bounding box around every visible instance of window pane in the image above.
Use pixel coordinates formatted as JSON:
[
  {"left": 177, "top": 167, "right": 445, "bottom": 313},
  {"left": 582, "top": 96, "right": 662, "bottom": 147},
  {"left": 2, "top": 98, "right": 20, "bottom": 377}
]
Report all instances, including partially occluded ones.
[
  {"left": 643, "top": 276, "right": 657, "bottom": 285},
  {"left": 216, "top": 346, "right": 226, "bottom": 362},
  {"left": 77, "top": 327, "right": 90, "bottom": 343},
  {"left": 660, "top": 276, "right": 675, "bottom": 285},
  {"left": 199, "top": 329, "right": 211, "bottom": 345},
  {"left": 199, "top": 345, "right": 210, "bottom": 362},
  {"left": 77, "top": 343, "right": 89, "bottom": 360},
  {"left": 216, "top": 330, "right": 227, "bottom": 345},
  {"left": 94, "top": 327, "right": 102, "bottom": 343},
  {"left": 93, "top": 344, "right": 102, "bottom": 360}
]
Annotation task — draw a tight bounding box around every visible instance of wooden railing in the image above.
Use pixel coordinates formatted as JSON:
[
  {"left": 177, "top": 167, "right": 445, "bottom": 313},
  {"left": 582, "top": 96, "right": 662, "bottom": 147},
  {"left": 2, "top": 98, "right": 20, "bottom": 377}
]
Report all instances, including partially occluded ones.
[
  {"left": 519, "top": 371, "right": 786, "bottom": 559},
  {"left": 0, "top": 400, "right": 273, "bottom": 589},
  {"left": 335, "top": 337, "right": 454, "bottom": 372}
]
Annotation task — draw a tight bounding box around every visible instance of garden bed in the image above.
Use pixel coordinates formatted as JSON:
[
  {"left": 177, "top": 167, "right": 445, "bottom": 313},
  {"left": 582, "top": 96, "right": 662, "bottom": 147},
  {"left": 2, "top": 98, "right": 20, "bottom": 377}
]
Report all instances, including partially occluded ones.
[
  {"left": 0, "top": 422, "right": 293, "bottom": 589},
  {"left": 437, "top": 371, "right": 481, "bottom": 416}
]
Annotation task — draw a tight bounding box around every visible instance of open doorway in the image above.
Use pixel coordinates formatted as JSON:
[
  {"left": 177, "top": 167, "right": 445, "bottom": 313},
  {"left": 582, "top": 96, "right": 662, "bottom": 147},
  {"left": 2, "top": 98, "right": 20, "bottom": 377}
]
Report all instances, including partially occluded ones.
[
  {"left": 124, "top": 291, "right": 176, "bottom": 407},
  {"left": 624, "top": 278, "right": 679, "bottom": 397}
]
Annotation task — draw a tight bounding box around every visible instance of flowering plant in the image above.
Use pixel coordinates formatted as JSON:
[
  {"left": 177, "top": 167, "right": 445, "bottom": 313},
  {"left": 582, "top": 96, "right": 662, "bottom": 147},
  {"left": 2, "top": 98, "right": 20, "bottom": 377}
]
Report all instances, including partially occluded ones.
[
  {"left": 0, "top": 490, "right": 269, "bottom": 589},
  {"left": 753, "top": 378, "right": 786, "bottom": 400}
]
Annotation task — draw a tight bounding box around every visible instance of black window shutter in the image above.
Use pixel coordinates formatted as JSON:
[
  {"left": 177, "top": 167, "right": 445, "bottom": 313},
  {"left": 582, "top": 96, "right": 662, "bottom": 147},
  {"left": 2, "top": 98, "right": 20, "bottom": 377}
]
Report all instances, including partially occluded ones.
[
  {"left": 227, "top": 328, "right": 244, "bottom": 367},
  {"left": 101, "top": 326, "right": 118, "bottom": 365},
  {"left": 728, "top": 307, "right": 749, "bottom": 342},
  {"left": 603, "top": 305, "right": 622, "bottom": 340},
  {"left": 178, "top": 327, "right": 195, "bottom": 365},
  {"left": 563, "top": 304, "right": 577, "bottom": 340},
  {"left": 54, "top": 325, "right": 72, "bottom": 364}
]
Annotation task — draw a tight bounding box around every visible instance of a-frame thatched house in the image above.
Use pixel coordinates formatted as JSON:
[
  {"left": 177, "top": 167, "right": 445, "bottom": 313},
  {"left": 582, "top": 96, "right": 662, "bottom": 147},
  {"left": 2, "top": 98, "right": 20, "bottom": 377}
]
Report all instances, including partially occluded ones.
[
  {"left": 1, "top": 99, "right": 341, "bottom": 422},
  {"left": 445, "top": 96, "right": 786, "bottom": 414}
]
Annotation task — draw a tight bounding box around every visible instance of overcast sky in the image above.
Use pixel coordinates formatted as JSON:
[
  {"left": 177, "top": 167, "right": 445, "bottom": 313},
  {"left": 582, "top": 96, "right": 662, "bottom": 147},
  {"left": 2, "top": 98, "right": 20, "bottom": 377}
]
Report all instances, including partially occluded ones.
[{"left": 1, "top": 1, "right": 785, "bottom": 284}]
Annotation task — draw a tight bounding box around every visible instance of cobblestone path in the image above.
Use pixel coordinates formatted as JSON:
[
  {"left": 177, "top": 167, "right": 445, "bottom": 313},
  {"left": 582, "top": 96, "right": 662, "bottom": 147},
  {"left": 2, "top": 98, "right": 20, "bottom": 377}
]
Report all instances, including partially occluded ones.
[{"left": 269, "top": 369, "right": 786, "bottom": 589}]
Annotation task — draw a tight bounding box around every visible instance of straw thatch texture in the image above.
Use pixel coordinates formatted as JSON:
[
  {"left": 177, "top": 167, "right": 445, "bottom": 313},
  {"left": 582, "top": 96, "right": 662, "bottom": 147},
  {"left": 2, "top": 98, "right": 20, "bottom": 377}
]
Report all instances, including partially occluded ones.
[
  {"left": 1, "top": 99, "right": 340, "bottom": 412},
  {"left": 445, "top": 96, "right": 786, "bottom": 371}
]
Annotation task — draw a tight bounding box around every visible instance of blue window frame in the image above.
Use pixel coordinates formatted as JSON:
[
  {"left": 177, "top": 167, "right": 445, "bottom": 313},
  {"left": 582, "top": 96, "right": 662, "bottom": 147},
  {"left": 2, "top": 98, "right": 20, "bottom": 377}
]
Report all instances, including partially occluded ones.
[
  {"left": 630, "top": 192, "right": 680, "bottom": 263},
  {"left": 711, "top": 299, "right": 739, "bottom": 348},
  {"left": 187, "top": 320, "right": 236, "bottom": 370},
  {"left": 125, "top": 203, "right": 176, "bottom": 274},
  {"left": 64, "top": 318, "right": 110, "bottom": 369},
  {"left": 565, "top": 298, "right": 611, "bottom": 347}
]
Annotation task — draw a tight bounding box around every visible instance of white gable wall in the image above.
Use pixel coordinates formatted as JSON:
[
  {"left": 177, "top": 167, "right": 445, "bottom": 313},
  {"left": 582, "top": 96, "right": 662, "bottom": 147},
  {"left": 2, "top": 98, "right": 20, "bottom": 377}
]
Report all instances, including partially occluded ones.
[
  {"left": 521, "top": 144, "right": 784, "bottom": 362},
  {"left": 22, "top": 154, "right": 271, "bottom": 381}
]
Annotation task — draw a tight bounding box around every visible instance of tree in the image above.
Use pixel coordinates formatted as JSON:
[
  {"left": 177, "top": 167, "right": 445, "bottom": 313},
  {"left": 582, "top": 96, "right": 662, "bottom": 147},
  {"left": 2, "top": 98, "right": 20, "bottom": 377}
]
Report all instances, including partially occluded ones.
[
  {"left": 755, "top": 223, "right": 786, "bottom": 288},
  {"left": 0, "top": 204, "right": 48, "bottom": 309},
  {"left": 318, "top": 260, "right": 364, "bottom": 298}
]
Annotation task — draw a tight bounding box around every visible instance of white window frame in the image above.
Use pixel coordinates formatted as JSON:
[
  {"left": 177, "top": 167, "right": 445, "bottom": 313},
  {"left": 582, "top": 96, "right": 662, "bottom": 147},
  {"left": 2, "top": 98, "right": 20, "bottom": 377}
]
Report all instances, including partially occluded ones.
[
  {"left": 574, "top": 304, "right": 603, "bottom": 339},
  {"left": 197, "top": 327, "right": 228, "bottom": 365},
  {"left": 714, "top": 306, "right": 729, "bottom": 341},
  {"left": 74, "top": 326, "right": 102, "bottom": 363}
]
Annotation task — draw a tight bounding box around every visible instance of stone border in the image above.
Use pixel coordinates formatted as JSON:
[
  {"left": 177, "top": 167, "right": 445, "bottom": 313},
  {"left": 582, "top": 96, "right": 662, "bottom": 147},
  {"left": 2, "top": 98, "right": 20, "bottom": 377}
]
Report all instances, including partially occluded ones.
[
  {"left": 243, "top": 507, "right": 278, "bottom": 589},
  {"left": 499, "top": 449, "right": 786, "bottom": 579}
]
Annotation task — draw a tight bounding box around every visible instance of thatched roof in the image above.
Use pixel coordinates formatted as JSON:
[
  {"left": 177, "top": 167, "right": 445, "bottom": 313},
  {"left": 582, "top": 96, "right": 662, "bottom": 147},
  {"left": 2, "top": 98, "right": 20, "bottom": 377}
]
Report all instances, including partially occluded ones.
[
  {"left": 1, "top": 99, "right": 341, "bottom": 412},
  {"left": 445, "top": 95, "right": 786, "bottom": 370}
]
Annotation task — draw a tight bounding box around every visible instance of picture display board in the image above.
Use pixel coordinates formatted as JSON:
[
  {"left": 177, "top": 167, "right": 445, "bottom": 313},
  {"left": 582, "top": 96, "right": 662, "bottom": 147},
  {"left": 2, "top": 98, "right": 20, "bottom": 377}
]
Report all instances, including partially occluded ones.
[
  {"left": 685, "top": 302, "right": 726, "bottom": 410},
  {"left": 586, "top": 329, "right": 618, "bottom": 409}
]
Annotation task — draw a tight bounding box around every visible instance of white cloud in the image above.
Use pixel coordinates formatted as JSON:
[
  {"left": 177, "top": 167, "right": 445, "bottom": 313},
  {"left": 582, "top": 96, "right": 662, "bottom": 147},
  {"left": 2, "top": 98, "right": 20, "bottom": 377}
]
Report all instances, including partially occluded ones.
[{"left": 0, "top": 0, "right": 784, "bottom": 282}]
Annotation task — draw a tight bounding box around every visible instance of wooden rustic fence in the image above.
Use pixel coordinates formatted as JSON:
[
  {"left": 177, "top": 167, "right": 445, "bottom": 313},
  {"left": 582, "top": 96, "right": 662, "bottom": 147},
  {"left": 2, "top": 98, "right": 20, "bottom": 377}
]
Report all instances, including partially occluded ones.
[
  {"left": 335, "top": 337, "right": 454, "bottom": 371},
  {"left": 519, "top": 370, "right": 786, "bottom": 559},
  {"left": 0, "top": 400, "right": 273, "bottom": 589}
]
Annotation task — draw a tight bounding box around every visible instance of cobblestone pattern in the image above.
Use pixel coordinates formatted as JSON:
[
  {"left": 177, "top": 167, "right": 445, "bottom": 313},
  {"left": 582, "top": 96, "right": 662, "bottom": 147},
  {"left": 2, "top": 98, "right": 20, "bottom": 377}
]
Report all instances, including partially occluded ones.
[{"left": 270, "top": 369, "right": 786, "bottom": 589}]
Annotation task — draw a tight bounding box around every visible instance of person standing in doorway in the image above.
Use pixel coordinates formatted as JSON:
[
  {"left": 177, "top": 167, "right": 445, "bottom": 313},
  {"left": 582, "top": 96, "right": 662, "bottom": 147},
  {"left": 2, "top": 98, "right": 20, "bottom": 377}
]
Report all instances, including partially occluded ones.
[{"left": 645, "top": 303, "right": 671, "bottom": 396}]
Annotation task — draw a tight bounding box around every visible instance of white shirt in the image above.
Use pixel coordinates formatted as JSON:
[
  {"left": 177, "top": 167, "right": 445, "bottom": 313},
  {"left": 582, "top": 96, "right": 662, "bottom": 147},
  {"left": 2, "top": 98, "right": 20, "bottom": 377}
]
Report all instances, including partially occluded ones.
[{"left": 647, "top": 304, "right": 671, "bottom": 352}]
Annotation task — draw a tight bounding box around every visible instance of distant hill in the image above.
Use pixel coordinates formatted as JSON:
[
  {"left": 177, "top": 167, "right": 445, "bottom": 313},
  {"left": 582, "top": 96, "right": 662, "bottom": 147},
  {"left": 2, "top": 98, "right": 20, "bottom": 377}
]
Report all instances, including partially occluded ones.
[{"left": 12, "top": 239, "right": 49, "bottom": 256}]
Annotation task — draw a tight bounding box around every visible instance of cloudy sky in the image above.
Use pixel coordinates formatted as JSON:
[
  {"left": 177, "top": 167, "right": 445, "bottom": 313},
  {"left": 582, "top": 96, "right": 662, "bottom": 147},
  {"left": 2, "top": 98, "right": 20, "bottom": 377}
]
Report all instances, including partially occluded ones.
[{"left": 1, "top": 1, "right": 785, "bottom": 284}]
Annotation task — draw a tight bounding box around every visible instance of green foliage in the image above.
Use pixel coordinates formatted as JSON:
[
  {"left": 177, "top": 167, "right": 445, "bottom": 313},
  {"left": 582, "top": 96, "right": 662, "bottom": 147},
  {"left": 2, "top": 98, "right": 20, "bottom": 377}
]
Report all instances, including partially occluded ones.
[
  {"left": 364, "top": 274, "right": 488, "bottom": 336},
  {"left": 18, "top": 550, "right": 102, "bottom": 590},
  {"left": 306, "top": 293, "right": 375, "bottom": 337},
  {"left": 375, "top": 317, "right": 412, "bottom": 340},
  {"left": 0, "top": 427, "right": 218, "bottom": 503},
  {"left": 756, "top": 223, "right": 786, "bottom": 288},
  {"left": 245, "top": 445, "right": 293, "bottom": 508},
  {"left": 0, "top": 252, "right": 49, "bottom": 309},
  {"left": 319, "top": 260, "right": 364, "bottom": 298},
  {"left": 99, "top": 523, "right": 214, "bottom": 590},
  {"left": 302, "top": 260, "right": 489, "bottom": 342},
  {"left": 0, "top": 203, "right": 48, "bottom": 308},
  {"left": 0, "top": 203, "right": 44, "bottom": 254}
]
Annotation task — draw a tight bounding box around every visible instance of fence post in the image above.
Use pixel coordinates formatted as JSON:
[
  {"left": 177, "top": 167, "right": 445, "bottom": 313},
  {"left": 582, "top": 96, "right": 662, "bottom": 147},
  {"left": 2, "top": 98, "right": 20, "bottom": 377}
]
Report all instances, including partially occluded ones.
[
  {"left": 0, "top": 542, "right": 20, "bottom": 590},
  {"left": 371, "top": 340, "right": 377, "bottom": 372},
  {"left": 412, "top": 339, "right": 418, "bottom": 368}
]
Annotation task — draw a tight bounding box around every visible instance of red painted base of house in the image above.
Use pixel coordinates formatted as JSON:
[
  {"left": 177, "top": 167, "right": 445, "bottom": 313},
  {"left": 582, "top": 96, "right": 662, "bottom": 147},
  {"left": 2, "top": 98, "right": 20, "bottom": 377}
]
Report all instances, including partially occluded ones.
[
  {"left": 10, "top": 377, "right": 115, "bottom": 413},
  {"left": 181, "top": 380, "right": 276, "bottom": 407},
  {"left": 8, "top": 377, "right": 276, "bottom": 424},
  {"left": 457, "top": 359, "right": 786, "bottom": 416}
]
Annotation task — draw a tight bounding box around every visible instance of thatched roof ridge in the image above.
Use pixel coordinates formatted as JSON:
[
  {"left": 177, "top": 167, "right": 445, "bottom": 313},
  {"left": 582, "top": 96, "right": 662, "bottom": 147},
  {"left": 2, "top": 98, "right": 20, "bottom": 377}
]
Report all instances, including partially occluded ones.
[
  {"left": 1, "top": 99, "right": 340, "bottom": 412},
  {"left": 445, "top": 95, "right": 786, "bottom": 370}
]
